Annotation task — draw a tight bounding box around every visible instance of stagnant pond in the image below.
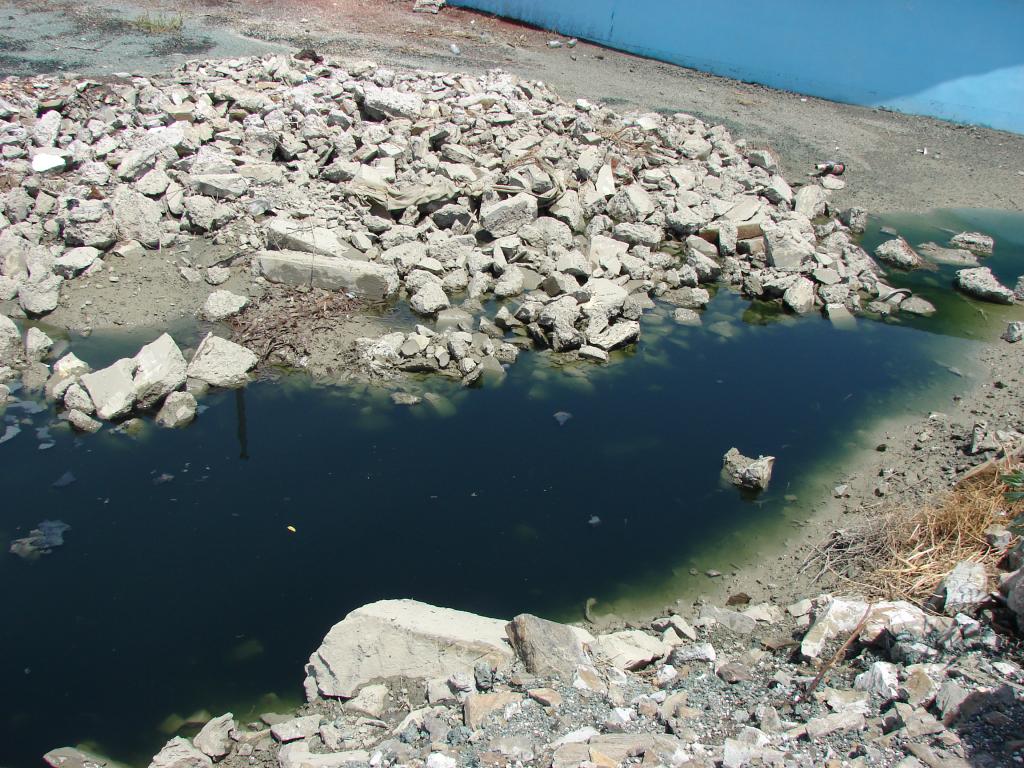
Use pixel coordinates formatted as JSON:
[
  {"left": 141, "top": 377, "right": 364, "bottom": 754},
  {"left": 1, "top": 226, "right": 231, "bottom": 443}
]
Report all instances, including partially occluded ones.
[{"left": 1, "top": 210, "right": 1022, "bottom": 766}]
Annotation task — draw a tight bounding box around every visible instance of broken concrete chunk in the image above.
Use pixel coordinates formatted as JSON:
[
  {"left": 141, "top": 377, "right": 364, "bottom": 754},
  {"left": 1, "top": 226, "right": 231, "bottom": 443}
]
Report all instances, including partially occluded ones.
[
  {"left": 186, "top": 333, "right": 258, "bottom": 388},
  {"left": 69, "top": 410, "right": 103, "bottom": 433},
  {"left": 201, "top": 290, "right": 249, "bottom": 321},
  {"left": 265, "top": 220, "right": 355, "bottom": 258},
  {"left": 480, "top": 193, "right": 537, "bottom": 238},
  {"left": 940, "top": 561, "right": 988, "bottom": 615},
  {"left": 606, "top": 185, "right": 655, "bottom": 223},
  {"left": 783, "top": 277, "right": 816, "bottom": 314},
  {"left": 592, "top": 630, "right": 670, "bottom": 671},
  {"left": 111, "top": 187, "right": 163, "bottom": 248},
  {"left": 410, "top": 282, "right": 450, "bottom": 315},
  {"left": 950, "top": 231, "right": 994, "bottom": 254},
  {"left": 54, "top": 247, "right": 101, "bottom": 278},
  {"left": 24, "top": 326, "right": 53, "bottom": 360},
  {"left": 722, "top": 447, "right": 775, "bottom": 490},
  {"left": 148, "top": 737, "right": 212, "bottom": 768},
  {"left": 156, "top": 391, "right": 198, "bottom": 429},
  {"left": 955, "top": 267, "right": 1015, "bottom": 304},
  {"left": 305, "top": 599, "right": 514, "bottom": 699},
  {"left": 81, "top": 358, "right": 137, "bottom": 420},
  {"left": 19, "top": 274, "right": 63, "bottom": 316},
  {"left": 193, "top": 713, "right": 236, "bottom": 760},
  {"left": 587, "top": 320, "right": 640, "bottom": 351},
  {"left": 875, "top": 237, "right": 923, "bottom": 270},
  {"left": 793, "top": 184, "right": 827, "bottom": 219},
  {"left": 505, "top": 614, "right": 594, "bottom": 679},
  {"left": 133, "top": 333, "right": 187, "bottom": 409},
  {"left": 362, "top": 85, "right": 425, "bottom": 120},
  {"left": 1003, "top": 321, "right": 1024, "bottom": 343},
  {"left": 257, "top": 250, "right": 399, "bottom": 299}
]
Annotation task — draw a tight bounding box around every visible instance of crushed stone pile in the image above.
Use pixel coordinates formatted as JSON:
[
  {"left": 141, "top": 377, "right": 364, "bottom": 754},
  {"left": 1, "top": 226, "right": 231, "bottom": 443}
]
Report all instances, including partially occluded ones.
[
  {"left": 48, "top": 560, "right": 1024, "bottom": 768},
  {"left": 5, "top": 50, "right": 1000, "bottom": 394}
]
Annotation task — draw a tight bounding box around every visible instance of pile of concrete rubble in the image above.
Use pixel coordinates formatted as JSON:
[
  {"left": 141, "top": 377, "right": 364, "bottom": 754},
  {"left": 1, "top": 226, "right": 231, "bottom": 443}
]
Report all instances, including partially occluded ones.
[
  {"left": 5, "top": 51, "right": 1018, "bottom": 395},
  {"left": 0, "top": 312, "right": 255, "bottom": 430},
  {"left": 46, "top": 533, "right": 1024, "bottom": 768}
]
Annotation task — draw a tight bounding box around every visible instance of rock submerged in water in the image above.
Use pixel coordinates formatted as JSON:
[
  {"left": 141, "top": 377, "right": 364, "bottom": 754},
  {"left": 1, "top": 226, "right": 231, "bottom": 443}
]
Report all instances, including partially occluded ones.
[
  {"left": 9, "top": 520, "right": 70, "bottom": 559},
  {"left": 874, "top": 237, "right": 922, "bottom": 270},
  {"left": 898, "top": 295, "right": 936, "bottom": 316},
  {"left": 156, "top": 391, "right": 198, "bottom": 428},
  {"left": 722, "top": 447, "right": 775, "bottom": 490},
  {"left": 44, "top": 746, "right": 128, "bottom": 768},
  {"left": 954, "top": 266, "right": 1015, "bottom": 304},
  {"left": 950, "top": 230, "right": 994, "bottom": 255},
  {"left": 916, "top": 242, "right": 978, "bottom": 267}
]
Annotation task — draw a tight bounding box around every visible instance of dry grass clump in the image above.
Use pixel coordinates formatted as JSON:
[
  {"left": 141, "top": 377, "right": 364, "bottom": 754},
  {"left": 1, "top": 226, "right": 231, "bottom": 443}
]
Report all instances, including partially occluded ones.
[
  {"left": 132, "top": 13, "right": 184, "bottom": 34},
  {"left": 807, "top": 453, "right": 1022, "bottom": 605}
]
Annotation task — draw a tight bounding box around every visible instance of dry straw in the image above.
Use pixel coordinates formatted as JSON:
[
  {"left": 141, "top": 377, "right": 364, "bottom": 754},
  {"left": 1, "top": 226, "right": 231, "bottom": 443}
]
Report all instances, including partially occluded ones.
[{"left": 806, "top": 443, "right": 1022, "bottom": 606}]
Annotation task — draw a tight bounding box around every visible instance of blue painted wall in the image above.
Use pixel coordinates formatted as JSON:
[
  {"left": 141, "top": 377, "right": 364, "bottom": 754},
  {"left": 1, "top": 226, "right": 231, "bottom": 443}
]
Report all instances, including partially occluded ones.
[{"left": 450, "top": 0, "right": 1024, "bottom": 134}]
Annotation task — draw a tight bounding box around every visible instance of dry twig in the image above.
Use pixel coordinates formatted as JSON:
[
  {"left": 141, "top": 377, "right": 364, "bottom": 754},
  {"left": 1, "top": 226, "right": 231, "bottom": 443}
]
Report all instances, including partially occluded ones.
[
  {"left": 800, "top": 607, "right": 871, "bottom": 702},
  {"left": 228, "top": 285, "right": 365, "bottom": 365}
]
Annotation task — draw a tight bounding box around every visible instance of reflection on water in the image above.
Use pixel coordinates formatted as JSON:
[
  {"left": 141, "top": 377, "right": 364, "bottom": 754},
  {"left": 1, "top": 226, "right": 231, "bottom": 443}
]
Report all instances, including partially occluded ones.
[{"left": 0, "top": 210, "right": 1021, "bottom": 767}]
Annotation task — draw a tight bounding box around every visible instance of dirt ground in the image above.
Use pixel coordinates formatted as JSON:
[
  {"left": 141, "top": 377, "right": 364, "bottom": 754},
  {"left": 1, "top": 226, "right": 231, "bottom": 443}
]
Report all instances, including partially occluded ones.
[{"left": 1, "top": 0, "right": 1023, "bottom": 216}]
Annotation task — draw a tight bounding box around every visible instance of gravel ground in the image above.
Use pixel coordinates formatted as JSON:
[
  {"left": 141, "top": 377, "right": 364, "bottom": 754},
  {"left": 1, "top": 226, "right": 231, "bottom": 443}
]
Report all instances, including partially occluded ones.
[
  {"left": 145, "top": 592, "right": 1024, "bottom": 768},
  {"left": 2, "top": 0, "right": 1022, "bottom": 215}
]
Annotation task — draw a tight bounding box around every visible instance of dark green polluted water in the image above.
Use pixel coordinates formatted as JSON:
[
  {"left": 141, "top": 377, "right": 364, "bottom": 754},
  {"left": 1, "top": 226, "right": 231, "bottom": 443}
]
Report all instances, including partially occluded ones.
[{"left": 1, "top": 210, "right": 1022, "bottom": 767}]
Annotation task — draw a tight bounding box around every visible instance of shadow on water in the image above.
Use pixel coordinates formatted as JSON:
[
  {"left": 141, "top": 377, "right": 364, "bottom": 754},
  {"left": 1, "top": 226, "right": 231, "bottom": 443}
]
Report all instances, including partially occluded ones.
[{"left": 0, "top": 210, "right": 1022, "bottom": 766}]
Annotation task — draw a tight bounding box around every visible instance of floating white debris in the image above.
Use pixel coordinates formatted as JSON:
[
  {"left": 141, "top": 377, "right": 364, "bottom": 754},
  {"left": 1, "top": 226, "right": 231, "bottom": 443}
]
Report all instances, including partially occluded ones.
[{"left": 52, "top": 470, "right": 75, "bottom": 487}]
